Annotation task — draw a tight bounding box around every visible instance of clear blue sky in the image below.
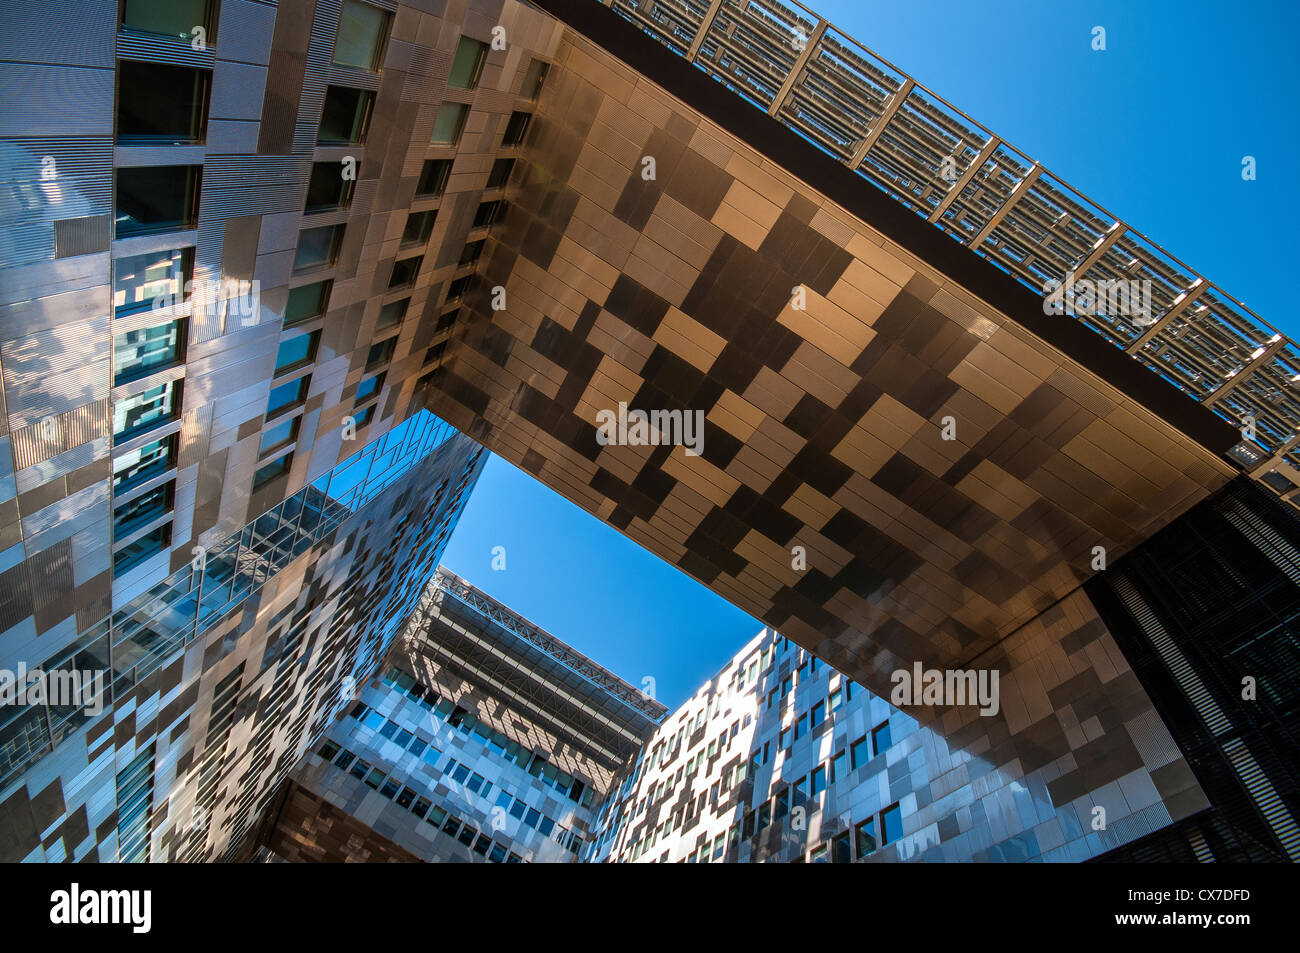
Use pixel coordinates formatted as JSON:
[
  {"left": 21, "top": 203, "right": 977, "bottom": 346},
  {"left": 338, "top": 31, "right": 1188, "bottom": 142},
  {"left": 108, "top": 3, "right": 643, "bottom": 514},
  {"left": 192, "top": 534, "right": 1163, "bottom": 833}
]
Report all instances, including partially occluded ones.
[{"left": 443, "top": 0, "right": 1297, "bottom": 709}]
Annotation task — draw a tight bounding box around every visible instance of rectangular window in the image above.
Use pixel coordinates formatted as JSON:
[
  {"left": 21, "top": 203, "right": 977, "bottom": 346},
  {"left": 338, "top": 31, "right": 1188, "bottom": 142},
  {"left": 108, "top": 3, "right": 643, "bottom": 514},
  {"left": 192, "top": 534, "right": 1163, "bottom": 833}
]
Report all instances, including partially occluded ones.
[
  {"left": 112, "top": 435, "right": 176, "bottom": 494},
  {"left": 114, "top": 744, "right": 155, "bottom": 862},
  {"left": 293, "top": 225, "right": 344, "bottom": 273},
  {"left": 304, "top": 160, "right": 356, "bottom": 212},
  {"left": 356, "top": 372, "right": 384, "bottom": 404},
  {"left": 794, "top": 713, "right": 807, "bottom": 741},
  {"left": 756, "top": 800, "right": 771, "bottom": 831},
  {"left": 258, "top": 417, "right": 297, "bottom": 457},
  {"left": 773, "top": 787, "right": 789, "bottom": 821},
  {"left": 350, "top": 404, "right": 376, "bottom": 430},
  {"left": 117, "top": 60, "right": 209, "bottom": 143},
  {"left": 831, "top": 749, "right": 847, "bottom": 782},
  {"left": 810, "top": 765, "right": 826, "bottom": 797},
  {"left": 401, "top": 209, "right": 437, "bottom": 246},
  {"left": 266, "top": 376, "right": 308, "bottom": 417},
  {"left": 873, "top": 721, "right": 892, "bottom": 757},
  {"left": 377, "top": 298, "right": 407, "bottom": 330},
  {"left": 445, "top": 273, "right": 474, "bottom": 301},
  {"left": 366, "top": 339, "right": 395, "bottom": 368},
  {"left": 113, "top": 247, "right": 191, "bottom": 316},
  {"left": 388, "top": 255, "right": 421, "bottom": 288},
  {"left": 430, "top": 102, "right": 468, "bottom": 145},
  {"left": 114, "top": 380, "right": 181, "bottom": 440},
  {"left": 486, "top": 157, "right": 514, "bottom": 189},
  {"left": 850, "top": 735, "right": 870, "bottom": 770},
  {"left": 285, "top": 280, "right": 331, "bottom": 326},
  {"left": 332, "top": 0, "right": 391, "bottom": 71},
  {"left": 459, "top": 239, "right": 484, "bottom": 266},
  {"left": 115, "top": 165, "right": 201, "bottom": 237},
  {"left": 416, "top": 159, "right": 451, "bottom": 197},
  {"left": 811, "top": 701, "right": 825, "bottom": 727},
  {"left": 113, "top": 481, "right": 173, "bottom": 538},
  {"left": 318, "top": 86, "right": 374, "bottom": 144},
  {"left": 809, "top": 844, "right": 828, "bottom": 863},
  {"left": 449, "top": 36, "right": 488, "bottom": 90},
  {"left": 113, "top": 522, "right": 171, "bottom": 576},
  {"left": 253, "top": 451, "right": 292, "bottom": 488},
  {"left": 120, "top": 0, "right": 212, "bottom": 39},
  {"left": 828, "top": 688, "right": 843, "bottom": 713},
  {"left": 473, "top": 200, "right": 504, "bottom": 228},
  {"left": 832, "top": 831, "right": 851, "bottom": 863},
  {"left": 522, "top": 58, "right": 549, "bottom": 100},
  {"left": 502, "top": 111, "right": 531, "bottom": 146},
  {"left": 113, "top": 319, "right": 186, "bottom": 385},
  {"left": 435, "top": 309, "right": 458, "bottom": 333},
  {"left": 880, "top": 803, "right": 903, "bottom": 845},
  {"left": 273, "top": 331, "right": 319, "bottom": 376}
]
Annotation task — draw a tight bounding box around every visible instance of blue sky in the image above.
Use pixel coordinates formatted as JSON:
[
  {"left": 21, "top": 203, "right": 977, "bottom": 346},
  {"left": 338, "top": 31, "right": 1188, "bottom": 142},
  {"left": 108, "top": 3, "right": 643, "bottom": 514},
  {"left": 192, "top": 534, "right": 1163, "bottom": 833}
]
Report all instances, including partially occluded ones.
[{"left": 443, "top": 0, "right": 1296, "bottom": 709}]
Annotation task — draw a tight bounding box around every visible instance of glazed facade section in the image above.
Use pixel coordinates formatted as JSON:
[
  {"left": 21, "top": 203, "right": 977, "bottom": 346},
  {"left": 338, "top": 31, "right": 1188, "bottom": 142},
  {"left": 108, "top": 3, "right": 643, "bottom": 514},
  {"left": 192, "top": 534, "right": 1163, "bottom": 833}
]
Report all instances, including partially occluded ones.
[
  {"left": 263, "top": 568, "right": 663, "bottom": 862},
  {"left": 0, "top": 415, "right": 484, "bottom": 861}
]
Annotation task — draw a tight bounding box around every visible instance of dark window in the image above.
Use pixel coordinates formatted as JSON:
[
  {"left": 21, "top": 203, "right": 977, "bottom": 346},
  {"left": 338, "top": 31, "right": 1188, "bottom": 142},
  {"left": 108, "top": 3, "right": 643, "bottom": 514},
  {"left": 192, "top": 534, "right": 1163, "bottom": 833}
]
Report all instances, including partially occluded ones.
[
  {"left": 773, "top": 787, "right": 789, "bottom": 821},
  {"left": 389, "top": 255, "right": 421, "bottom": 288},
  {"left": 366, "top": 338, "right": 395, "bottom": 368},
  {"left": 855, "top": 817, "right": 877, "bottom": 857},
  {"left": 423, "top": 341, "right": 446, "bottom": 367},
  {"left": 115, "top": 165, "right": 201, "bottom": 237},
  {"left": 318, "top": 86, "right": 374, "bottom": 144},
  {"left": 285, "top": 280, "right": 331, "bottom": 326},
  {"left": 880, "top": 803, "right": 903, "bottom": 845},
  {"left": 850, "top": 735, "right": 870, "bottom": 770},
  {"left": 253, "top": 451, "right": 292, "bottom": 488},
  {"left": 446, "top": 273, "right": 474, "bottom": 301},
  {"left": 458, "top": 239, "right": 484, "bottom": 266},
  {"left": 831, "top": 749, "right": 847, "bottom": 782},
  {"left": 293, "top": 224, "right": 344, "bottom": 273},
  {"left": 810, "top": 765, "right": 826, "bottom": 797},
  {"left": 266, "top": 376, "right": 308, "bottom": 417},
  {"left": 112, "top": 435, "right": 177, "bottom": 494},
  {"left": 356, "top": 371, "right": 384, "bottom": 403},
  {"left": 401, "top": 209, "right": 437, "bottom": 246},
  {"left": 832, "top": 832, "right": 851, "bottom": 863},
  {"left": 502, "top": 111, "right": 531, "bottom": 146},
  {"left": 473, "top": 199, "right": 504, "bottom": 228},
  {"left": 809, "top": 844, "right": 828, "bottom": 863},
  {"left": 811, "top": 701, "right": 825, "bottom": 727},
  {"left": 486, "top": 157, "right": 514, "bottom": 189},
  {"left": 377, "top": 298, "right": 407, "bottom": 330},
  {"left": 448, "top": 37, "right": 488, "bottom": 90},
  {"left": 120, "top": 0, "right": 214, "bottom": 40},
  {"left": 273, "top": 331, "right": 319, "bottom": 376},
  {"left": 756, "top": 800, "right": 771, "bottom": 831},
  {"left": 113, "top": 481, "right": 173, "bottom": 538},
  {"left": 112, "top": 318, "right": 186, "bottom": 385},
  {"left": 114, "top": 381, "right": 182, "bottom": 440},
  {"left": 872, "top": 721, "right": 892, "bottom": 757},
  {"left": 435, "top": 309, "right": 458, "bottom": 333},
  {"left": 332, "top": 0, "right": 390, "bottom": 71},
  {"left": 416, "top": 159, "right": 451, "bottom": 197},
  {"left": 304, "top": 161, "right": 356, "bottom": 212},
  {"left": 430, "top": 102, "right": 468, "bottom": 145},
  {"left": 522, "top": 58, "right": 549, "bottom": 100},
  {"left": 117, "top": 60, "right": 209, "bottom": 143},
  {"left": 113, "top": 521, "right": 171, "bottom": 575},
  {"left": 350, "top": 404, "right": 375, "bottom": 430}
]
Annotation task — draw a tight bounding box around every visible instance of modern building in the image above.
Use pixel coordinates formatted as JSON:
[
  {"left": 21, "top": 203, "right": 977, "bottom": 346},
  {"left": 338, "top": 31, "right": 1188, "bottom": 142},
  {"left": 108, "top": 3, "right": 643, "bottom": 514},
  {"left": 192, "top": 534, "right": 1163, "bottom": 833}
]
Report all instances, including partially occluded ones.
[
  {"left": 260, "top": 566, "right": 664, "bottom": 862},
  {"left": 1, "top": 0, "right": 1296, "bottom": 864}
]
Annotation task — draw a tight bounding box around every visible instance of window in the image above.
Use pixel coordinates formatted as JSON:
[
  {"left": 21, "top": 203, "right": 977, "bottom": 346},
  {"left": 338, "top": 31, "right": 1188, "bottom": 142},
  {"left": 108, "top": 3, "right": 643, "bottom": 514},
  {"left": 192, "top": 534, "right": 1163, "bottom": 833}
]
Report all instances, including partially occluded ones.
[
  {"left": 293, "top": 225, "right": 344, "bottom": 273},
  {"left": 377, "top": 298, "right": 407, "bottom": 330},
  {"left": 332, "top": 0, "right": 390, "bottom": 71},
  {"left": 855, "top": 817, "right": 876, "bottom": 857},
  {"left": 458, "top": 239, "right": 484, "bottom": 266},
  {"left": 756, "top": 801, "right": 771, "bottom": 831},
  {"left": 273, "top": 331, "right": 319, "bottom": 376},
  {"left": 809, "top": 844, "right": 828, "bottom": 863},
  {"left": 304, "top": 161, "right": 356, "bottom": 212},
  {"left": 356, "top": 372, "right": 384, "bottom": 404},
  {"left": 880, "top": 803, "right": 903, "bottom": 845},
  {"left": 285, "top": 280, "right": 331, "bottom": 326},
  {"left": 318, "top": 86, "right": 374, "bottom": 144},
  {"left": 113, "top": 481, "right": 173, "bottom": 538},
  {"left": 473, "top": 199, "right": 504, "bottom": 228},
  {"left": 486, "top": 157, "right": 514, "bottom": 189},
  {"left": 366, "top": 338, "right": 395, "bottom": 368},
  {"left": 430, "top": 102, "right": 468, "bottom": 145},
  {"left": 832, "top": 831, "right": 851, "bottom": 863},
  {"left": 266, "top": 376, "right": 308, "bottom": 417},
  {"left": 502, "top": 111, "right": 531, "bottom": 147},
  {"left": 778, "top": 726, "right": 790, "bottom": 749},
  {"left": 253, "top": 451, "right": 292, "bottom": 488},
  {"left": 350, "top": 404, "right": 376, "bottom": 430},
  {"left": 828, "top": 687, "right": 843, "bottom": 713},
  {"left": 113, "top": 522, "right": 171, "bottom": 576},
  {"left": 850, "top": 735, "right": 870, "bottom": 770},
  {"left": 416, "top": 159, "right": 451, "bottom": 197},
  {"left": 872, "top": 721, "right": 892, "bottom": 757},
  {"left": 792, "top": 776, "right": 807, "bottom": 805},
  {"left": 773, "top": 787, "right": 789, "bottom": 821},
  {"left": 117, "top": 61, "right": 209, "bottom": 143},
  {"left": 794, "top": 713, "right": 807, "bottom": 741},
  {"left": 445, "top": 273, "right": 474, "bottom": 301},
  {"left": 258, "top": 417, "right": 297, "bottom": 456},
  {"left": 522, "top": 58, "right": 549, "bottom": 99},
  {"left": 114, "top": 381, "right": 181, "bottom": 440},
  {"left": 401, "top": 209, "right": 437, "bottom": 246},
  {"left": 115, "top": 166, "right": 200, "bottom": 237},
  {"left": 831, "top": 749, "right": 847, "bottom": 782},
  {"left": 781, "top": 676, "right": 792, "bottom": 696},
  {"left": 113, "top": 318, "right": 186, "bottom": 385},
  {"left": 811, "top": 701, "right": 825, "bottom": 727},
  {"left": 388, "top": 255, "right": 421, "bottom": 288},
  {"left": 448, "top": 37, "right": 488, "bottom": 90},
  {"left": 810, "top": 765, "right": 826, "bottom": 797},
  {"left": 435, "top": 309, "right": 458, "bottom": 333},
  {"left": 112, "top": 435, "right": 176, "bottom": 494},
  {"left": 113, "top": 248, "right": 191, "bottom": 316},
  {"left": 120, "top": 0, "right": 213, "bottom": 39}
]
